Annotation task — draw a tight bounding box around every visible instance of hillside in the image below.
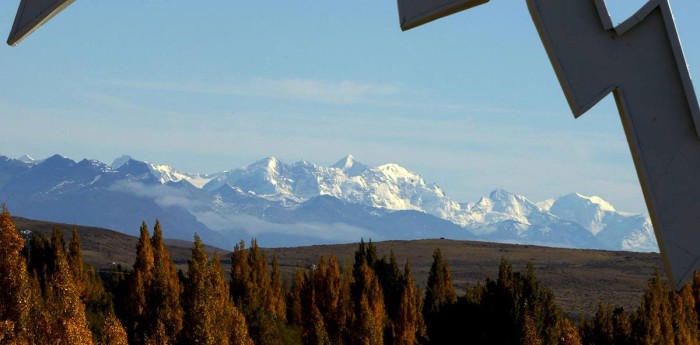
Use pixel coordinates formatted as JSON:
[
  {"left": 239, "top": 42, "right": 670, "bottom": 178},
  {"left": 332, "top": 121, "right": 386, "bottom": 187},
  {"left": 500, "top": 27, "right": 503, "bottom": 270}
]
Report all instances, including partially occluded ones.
[{"left": 13, "top": 216, "right": 663, "bottom": 318}]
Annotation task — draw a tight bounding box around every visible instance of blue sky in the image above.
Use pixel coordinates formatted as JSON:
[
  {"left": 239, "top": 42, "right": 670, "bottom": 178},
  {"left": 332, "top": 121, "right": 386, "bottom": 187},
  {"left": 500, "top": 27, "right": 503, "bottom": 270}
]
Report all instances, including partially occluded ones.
[{"left": 0, "top": 0, "right": 698, "bottom": 213}]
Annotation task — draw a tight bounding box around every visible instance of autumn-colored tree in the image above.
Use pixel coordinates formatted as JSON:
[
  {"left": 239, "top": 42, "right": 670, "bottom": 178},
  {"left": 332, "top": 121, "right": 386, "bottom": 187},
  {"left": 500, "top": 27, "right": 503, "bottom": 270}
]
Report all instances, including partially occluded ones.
[
  {"left": 314, "top": 255, "right": 349, "bottom": 344},
  {"left": 520, "top": 313, "right": 542, "bottom": 345},
  {"left": 610, "top": 307, "right": 632, "bottom": 345},
  {"left": 26, "top": 271, "right": 57, "bottom": 344},
  {"left": 68, "top": 227, "right": 86, "bottom": 298},
  {"left": 230, "top": 239, "right": 283, "bottom": 344},
  {"left": 27, "top": 231, "right": 51, "bottom": 290},
  {"left": 559, "top": 318, "right": 582, "bottom": 345},
  {"left": 127, "top": 222, "right": 155, "bottom": 345},
  {"left": 44, "top": 224, "right": 94, "bottom": 345},
  {"left": 307, "top": 302, "right": 331, "bottom": 345},
  {"left": 633, "top": 272, "right": 674, "bottom": 345},
  {"left": 593, "top": 303, "right": 614, "bottom": 345},
  {"left": 149, "top": 220, "right": 184, "bottom": 345},
  {"left": 287, "top": 268, "right": 306, "bottom": 326},
  {"left": 182, "top": 234, "right": 214, "bottom": 344},
  {"left": 225, "top": 304, "right": 254, "bottom": 345},
  {"left": 672, "top": 283, "right": 699, "bottom": 345},
  {"left": 394, "top": 261, "right": 422, "bottom": 345},
  {"left": 269, "top": 255, "right": 286, "bottom": 322},
  {"left": 101, "top": 311, "right": 129, "bottom": 345},
  {"left": 0, "top": 205, "right": 31, "bottom": 342},
  {"left": 521, "top": 264, "right": 563, "bottom": 345},
  {"left": 374, "top": 251, "right": 404, "bottom": 323},
  {"left": 210, "top": 252, "right": 253, "bottom": 345},
  {"left": 351, "top": 259, "right": 385, "bottom": 345}
]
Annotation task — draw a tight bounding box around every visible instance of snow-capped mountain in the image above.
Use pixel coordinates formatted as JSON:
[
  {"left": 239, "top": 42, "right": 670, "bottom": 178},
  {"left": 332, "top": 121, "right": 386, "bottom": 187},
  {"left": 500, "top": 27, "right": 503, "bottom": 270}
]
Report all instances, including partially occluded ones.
[
  {"left": 112, "top": 155, "right": 218, "bottom": 188},
  {"left": 0, "top": 153, "right": 658, "bottom": 252}
]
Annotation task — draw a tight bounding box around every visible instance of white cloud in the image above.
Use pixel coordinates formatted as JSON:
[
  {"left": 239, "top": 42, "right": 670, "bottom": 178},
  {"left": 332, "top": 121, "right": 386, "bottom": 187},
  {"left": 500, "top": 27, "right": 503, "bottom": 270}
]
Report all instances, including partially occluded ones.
[
  {"left": 194, "top": 211, "right": 379, "bottom": 243},
  {"left": 111, "top": 77, "right": 399, "bottom": 104}
]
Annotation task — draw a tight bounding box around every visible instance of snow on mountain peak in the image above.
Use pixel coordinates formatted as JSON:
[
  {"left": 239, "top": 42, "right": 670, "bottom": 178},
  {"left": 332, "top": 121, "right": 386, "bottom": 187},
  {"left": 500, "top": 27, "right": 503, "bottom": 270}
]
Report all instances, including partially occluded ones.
[
  {"left": 549, "top": 193, "right": 616, "bottom": 235},
  {"left": 332, "top": 154, "right": 368, "bottom": 176},
  {"left": 575, "top": 193, "right": 616, "bottom": 212},
  {"left": 0, "top": 152, "right": 658, "bottom": 252},
  {"left": 111, "top": 155, "right": 133, "bottom": 169},
  {"left": 148, "top": 163, "right": 191, "bottom": 184},
  {"left": 17, "top": 154, "right": 35, "bottom": 164},
  {"left": 333, "top": 154, "right": 356, "bottom": 169}
]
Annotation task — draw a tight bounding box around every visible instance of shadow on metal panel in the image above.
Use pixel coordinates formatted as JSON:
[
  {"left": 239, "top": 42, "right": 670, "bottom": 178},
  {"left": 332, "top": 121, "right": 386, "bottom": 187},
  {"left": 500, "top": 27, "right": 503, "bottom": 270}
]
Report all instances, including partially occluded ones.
[
  {"left": 397, "top": 0, "right": 489, "bottom": 31},
  {"left": 7, "top": 0, "right": 75, "bottom": 46}
]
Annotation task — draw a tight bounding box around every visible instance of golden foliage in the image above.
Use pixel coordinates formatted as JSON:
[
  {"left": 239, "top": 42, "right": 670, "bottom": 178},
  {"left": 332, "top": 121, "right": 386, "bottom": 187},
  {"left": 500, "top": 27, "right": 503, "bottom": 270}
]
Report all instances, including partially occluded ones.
[
  {"left": 520, "top": 314, "right": 543, "bottom": 345},
  {"left": 44, "top": 226, "right": 94, "bottom": 345},
  {"left": 127, "top": 222, "right": 155, "bottom": 344},
  {"left": 101, "top": 312, "right": 129, "bottom": 345},
  {"left": 0, "top": 205, "right": 31, "bottom": 340},
  {"left": 394, "top": 262, "right": 420, "bottom": 345},
  {"left": 559, "top": 318, "right": 582, "bottom": 345},
  {"left": 352, "top": 260, "right": 385, "bottom": 345},
  {"left": 149, "top": 220, "right": 184, "bottom": 345}
]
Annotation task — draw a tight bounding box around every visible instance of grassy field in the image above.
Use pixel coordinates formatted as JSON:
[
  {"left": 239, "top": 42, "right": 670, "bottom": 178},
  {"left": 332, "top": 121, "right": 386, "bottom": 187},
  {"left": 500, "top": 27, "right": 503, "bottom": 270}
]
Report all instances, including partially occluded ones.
[{"left": 13, "top": 217, "right": 664, "bottom": 318}]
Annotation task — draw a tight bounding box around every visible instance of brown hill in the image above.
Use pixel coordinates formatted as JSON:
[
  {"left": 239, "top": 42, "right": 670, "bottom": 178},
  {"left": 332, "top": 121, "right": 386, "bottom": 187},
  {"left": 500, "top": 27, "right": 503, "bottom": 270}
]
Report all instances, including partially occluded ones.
[{"left": 13, "top": 216, "right": 664, "bottom": 318}]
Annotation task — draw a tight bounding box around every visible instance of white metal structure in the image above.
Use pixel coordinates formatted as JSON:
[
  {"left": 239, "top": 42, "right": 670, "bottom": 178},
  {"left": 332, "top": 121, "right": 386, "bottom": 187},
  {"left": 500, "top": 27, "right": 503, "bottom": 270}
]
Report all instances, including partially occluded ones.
[{"left": 398, "top": 0, "right": 700, "bottom": 289}]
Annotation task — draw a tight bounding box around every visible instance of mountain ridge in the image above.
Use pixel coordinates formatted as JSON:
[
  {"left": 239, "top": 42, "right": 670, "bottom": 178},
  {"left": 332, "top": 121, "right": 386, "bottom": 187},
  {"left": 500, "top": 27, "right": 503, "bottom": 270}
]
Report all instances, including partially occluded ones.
[{"left": 0, "top": 153, "right": 657, "bottom": 252}]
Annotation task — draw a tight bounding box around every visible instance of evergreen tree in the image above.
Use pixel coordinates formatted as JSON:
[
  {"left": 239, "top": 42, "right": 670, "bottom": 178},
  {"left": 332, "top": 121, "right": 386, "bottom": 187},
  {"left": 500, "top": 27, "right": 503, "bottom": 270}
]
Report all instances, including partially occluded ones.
[
  {"left": 423, "top": 248, "right": 456, "bottom": 316},
  {"left": 0, "top": 205, "right": 31, "bottom": 342}
]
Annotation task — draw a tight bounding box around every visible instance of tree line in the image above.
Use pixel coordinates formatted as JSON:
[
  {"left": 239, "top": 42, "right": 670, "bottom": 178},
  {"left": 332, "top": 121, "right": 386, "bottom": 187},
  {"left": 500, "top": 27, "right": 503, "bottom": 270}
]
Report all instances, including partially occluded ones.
[{"left": 1, "top": 204, "right": 700, "bottom": 344}]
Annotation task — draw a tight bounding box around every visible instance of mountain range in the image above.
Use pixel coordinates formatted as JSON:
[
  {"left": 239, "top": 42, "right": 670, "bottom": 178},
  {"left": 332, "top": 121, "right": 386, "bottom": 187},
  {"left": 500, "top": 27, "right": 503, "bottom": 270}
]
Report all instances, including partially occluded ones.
[{"left": 0, "top": 154, "right": 658, "bottom": 252}]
